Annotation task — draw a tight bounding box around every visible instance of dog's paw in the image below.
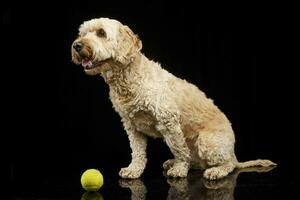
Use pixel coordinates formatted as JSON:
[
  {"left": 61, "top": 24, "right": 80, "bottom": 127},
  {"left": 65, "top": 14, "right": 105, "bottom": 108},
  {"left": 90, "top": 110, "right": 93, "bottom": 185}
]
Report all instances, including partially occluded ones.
[
  {"left": 119, "top": 166, "right": 143, "bottom": 179},
  {"left": 163, "top": 159, "right": 176, "bottom": 170},
  {"left": 203, "top": 167, "right": 228, "bottom": 180},
  {"left": 166, "top": 162, "right": 189, "bottom": 178}
]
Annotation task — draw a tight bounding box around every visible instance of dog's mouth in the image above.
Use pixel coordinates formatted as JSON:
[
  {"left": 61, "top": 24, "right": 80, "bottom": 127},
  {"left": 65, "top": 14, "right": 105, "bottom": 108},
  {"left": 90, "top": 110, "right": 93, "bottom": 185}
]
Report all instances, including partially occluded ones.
[{"left": 81, "top": 59, "right": 110, "bottom": 70}]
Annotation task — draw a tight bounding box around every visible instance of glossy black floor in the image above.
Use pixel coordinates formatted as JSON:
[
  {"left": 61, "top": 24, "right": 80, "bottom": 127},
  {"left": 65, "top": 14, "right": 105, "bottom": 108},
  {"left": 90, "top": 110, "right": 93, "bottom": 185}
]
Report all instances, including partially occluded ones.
[
  {"left": 11, "top": 161, "right": 298, "bottom": 200},
  {"left": 5, "top": 1, "right": 297, "bottom": 199}
]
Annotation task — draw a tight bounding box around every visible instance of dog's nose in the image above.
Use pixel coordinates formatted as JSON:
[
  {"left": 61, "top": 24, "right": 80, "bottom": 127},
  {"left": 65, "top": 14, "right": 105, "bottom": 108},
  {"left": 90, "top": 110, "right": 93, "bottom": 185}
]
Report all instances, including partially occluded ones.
[{"left": 73, "top": 42, "right": 83, "bottom": 52}]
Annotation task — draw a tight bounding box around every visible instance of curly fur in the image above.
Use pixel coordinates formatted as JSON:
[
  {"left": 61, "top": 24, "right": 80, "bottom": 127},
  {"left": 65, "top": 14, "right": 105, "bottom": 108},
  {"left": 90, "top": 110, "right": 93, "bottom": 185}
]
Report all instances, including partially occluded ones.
[{"left": 71, "top": 18, "right": 276, "bottom": 180}]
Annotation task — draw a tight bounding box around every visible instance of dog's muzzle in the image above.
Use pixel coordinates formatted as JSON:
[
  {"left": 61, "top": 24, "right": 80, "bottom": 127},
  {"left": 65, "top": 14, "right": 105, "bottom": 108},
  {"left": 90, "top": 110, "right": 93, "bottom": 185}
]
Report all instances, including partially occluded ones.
[{"left": 82, "top": 59, "right": 110, "bottom": 70}]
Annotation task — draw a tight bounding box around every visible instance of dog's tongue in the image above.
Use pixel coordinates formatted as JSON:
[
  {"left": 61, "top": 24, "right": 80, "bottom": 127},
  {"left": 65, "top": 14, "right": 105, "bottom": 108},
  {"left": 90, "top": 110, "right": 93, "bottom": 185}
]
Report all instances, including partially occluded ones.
[{"left": 82, "top": 60, "right": 93, "bottom": 68}]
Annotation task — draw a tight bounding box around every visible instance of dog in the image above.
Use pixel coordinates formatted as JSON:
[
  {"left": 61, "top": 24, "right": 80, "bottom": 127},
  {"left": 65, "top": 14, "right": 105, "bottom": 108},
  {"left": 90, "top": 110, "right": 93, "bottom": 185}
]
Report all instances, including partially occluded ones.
[{"left": 71, "top": 18, "right": 276, "bottom": 180}]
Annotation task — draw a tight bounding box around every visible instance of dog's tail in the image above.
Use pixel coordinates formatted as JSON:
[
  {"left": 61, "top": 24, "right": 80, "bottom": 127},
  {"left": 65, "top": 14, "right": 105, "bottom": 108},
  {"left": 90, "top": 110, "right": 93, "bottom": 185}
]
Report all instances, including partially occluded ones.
[{"left": 236, "top": 159, "right": 277, "bottom": 168}]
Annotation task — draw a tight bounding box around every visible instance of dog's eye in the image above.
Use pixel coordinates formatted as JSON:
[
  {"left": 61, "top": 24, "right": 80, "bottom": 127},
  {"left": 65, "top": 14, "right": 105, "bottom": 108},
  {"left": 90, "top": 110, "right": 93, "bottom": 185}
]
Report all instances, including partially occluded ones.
[{"left": 96, "top": 28, "right": 106, "bottom": 38}]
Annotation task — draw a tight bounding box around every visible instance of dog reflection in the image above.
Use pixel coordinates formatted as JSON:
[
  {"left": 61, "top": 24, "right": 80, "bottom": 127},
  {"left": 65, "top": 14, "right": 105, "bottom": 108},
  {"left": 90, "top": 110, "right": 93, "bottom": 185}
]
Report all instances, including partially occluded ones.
[
  {"left": 167, "top": 171, "right": 235, "bottom": 200},
  {"left": 119, "top": 166, "right": 275, "bottom": 200},
  {"left": 119, "top": 179, "right": 147, "bottom": 200}
]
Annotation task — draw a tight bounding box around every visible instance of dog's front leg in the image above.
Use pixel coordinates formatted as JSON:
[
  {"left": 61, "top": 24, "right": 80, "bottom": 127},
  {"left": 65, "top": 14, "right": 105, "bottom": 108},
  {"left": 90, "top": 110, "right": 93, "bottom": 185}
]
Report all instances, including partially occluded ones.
[
  {"left": 156, "top": 120, "right": 191, "bottom": 178},
  {"left": 119, "top": 121, "right": 147, "bottom": 179}
]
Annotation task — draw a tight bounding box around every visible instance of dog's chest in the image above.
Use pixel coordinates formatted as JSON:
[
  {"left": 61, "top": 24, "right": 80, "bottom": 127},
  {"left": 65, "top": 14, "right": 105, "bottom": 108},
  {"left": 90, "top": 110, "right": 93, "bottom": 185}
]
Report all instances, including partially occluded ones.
[
  {"left": 110, "top": 93, "right": 162, "bottom": 138},
  {"left": 130, "top": 111, "right": 162, "bottom": 138}
]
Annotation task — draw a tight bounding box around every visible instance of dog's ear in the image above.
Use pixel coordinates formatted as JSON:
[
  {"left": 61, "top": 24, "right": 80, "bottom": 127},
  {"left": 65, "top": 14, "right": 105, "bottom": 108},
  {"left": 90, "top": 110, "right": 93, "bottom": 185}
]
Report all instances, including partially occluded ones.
[{"left": 116, "top": 25, "right": 142, "bottom": 65}]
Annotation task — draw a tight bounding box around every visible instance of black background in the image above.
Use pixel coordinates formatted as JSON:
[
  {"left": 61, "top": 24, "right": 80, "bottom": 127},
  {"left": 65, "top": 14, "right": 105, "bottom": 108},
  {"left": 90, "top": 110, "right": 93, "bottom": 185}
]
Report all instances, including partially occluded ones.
[{"left": 4, "top": 0, "right": 297, "bottom": 199}]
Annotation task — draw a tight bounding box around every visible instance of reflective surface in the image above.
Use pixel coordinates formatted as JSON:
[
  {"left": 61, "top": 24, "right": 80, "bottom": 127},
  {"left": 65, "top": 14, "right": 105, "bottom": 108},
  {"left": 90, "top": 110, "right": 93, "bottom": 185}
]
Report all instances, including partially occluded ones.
[
  {"left": 12, "top": 164, "right": 297, "bottom": 200},
  {"left": 119, "top": 166, "right": 274, "bottom": 200}
]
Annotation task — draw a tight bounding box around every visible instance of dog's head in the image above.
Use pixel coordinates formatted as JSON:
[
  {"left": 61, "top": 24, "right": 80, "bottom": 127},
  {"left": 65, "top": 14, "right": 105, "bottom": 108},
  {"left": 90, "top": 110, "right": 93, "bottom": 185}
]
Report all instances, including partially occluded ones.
[{"left": 71, "top": 18, "right": 142, "bottom": 75}]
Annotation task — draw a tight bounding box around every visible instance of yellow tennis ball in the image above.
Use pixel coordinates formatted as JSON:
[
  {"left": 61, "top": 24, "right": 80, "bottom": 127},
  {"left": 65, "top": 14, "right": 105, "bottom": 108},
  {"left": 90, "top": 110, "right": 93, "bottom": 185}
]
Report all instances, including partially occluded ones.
[{"left": 81, "top": 169, "right": 104, "bottom": 191}]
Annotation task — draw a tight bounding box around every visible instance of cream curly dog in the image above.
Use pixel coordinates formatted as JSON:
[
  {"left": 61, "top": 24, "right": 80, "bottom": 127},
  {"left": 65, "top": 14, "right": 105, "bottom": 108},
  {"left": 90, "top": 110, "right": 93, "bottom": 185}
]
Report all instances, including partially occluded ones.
[{"left": 71, "top": 18, "right": 276, "bottom": 180}]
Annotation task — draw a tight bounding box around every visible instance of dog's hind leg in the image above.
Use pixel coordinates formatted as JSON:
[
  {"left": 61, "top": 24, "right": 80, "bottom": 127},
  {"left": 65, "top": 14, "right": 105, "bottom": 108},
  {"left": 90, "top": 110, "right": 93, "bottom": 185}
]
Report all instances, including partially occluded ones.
[{"left": 196, "top": 125, "right": 237, "bottom": 180}]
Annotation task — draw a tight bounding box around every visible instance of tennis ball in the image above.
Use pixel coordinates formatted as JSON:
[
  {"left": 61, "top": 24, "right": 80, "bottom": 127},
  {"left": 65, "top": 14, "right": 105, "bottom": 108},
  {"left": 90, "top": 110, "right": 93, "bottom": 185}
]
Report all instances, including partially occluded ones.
[{"left": 81, "top": 169, "right": 104, "bottom": 191}]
